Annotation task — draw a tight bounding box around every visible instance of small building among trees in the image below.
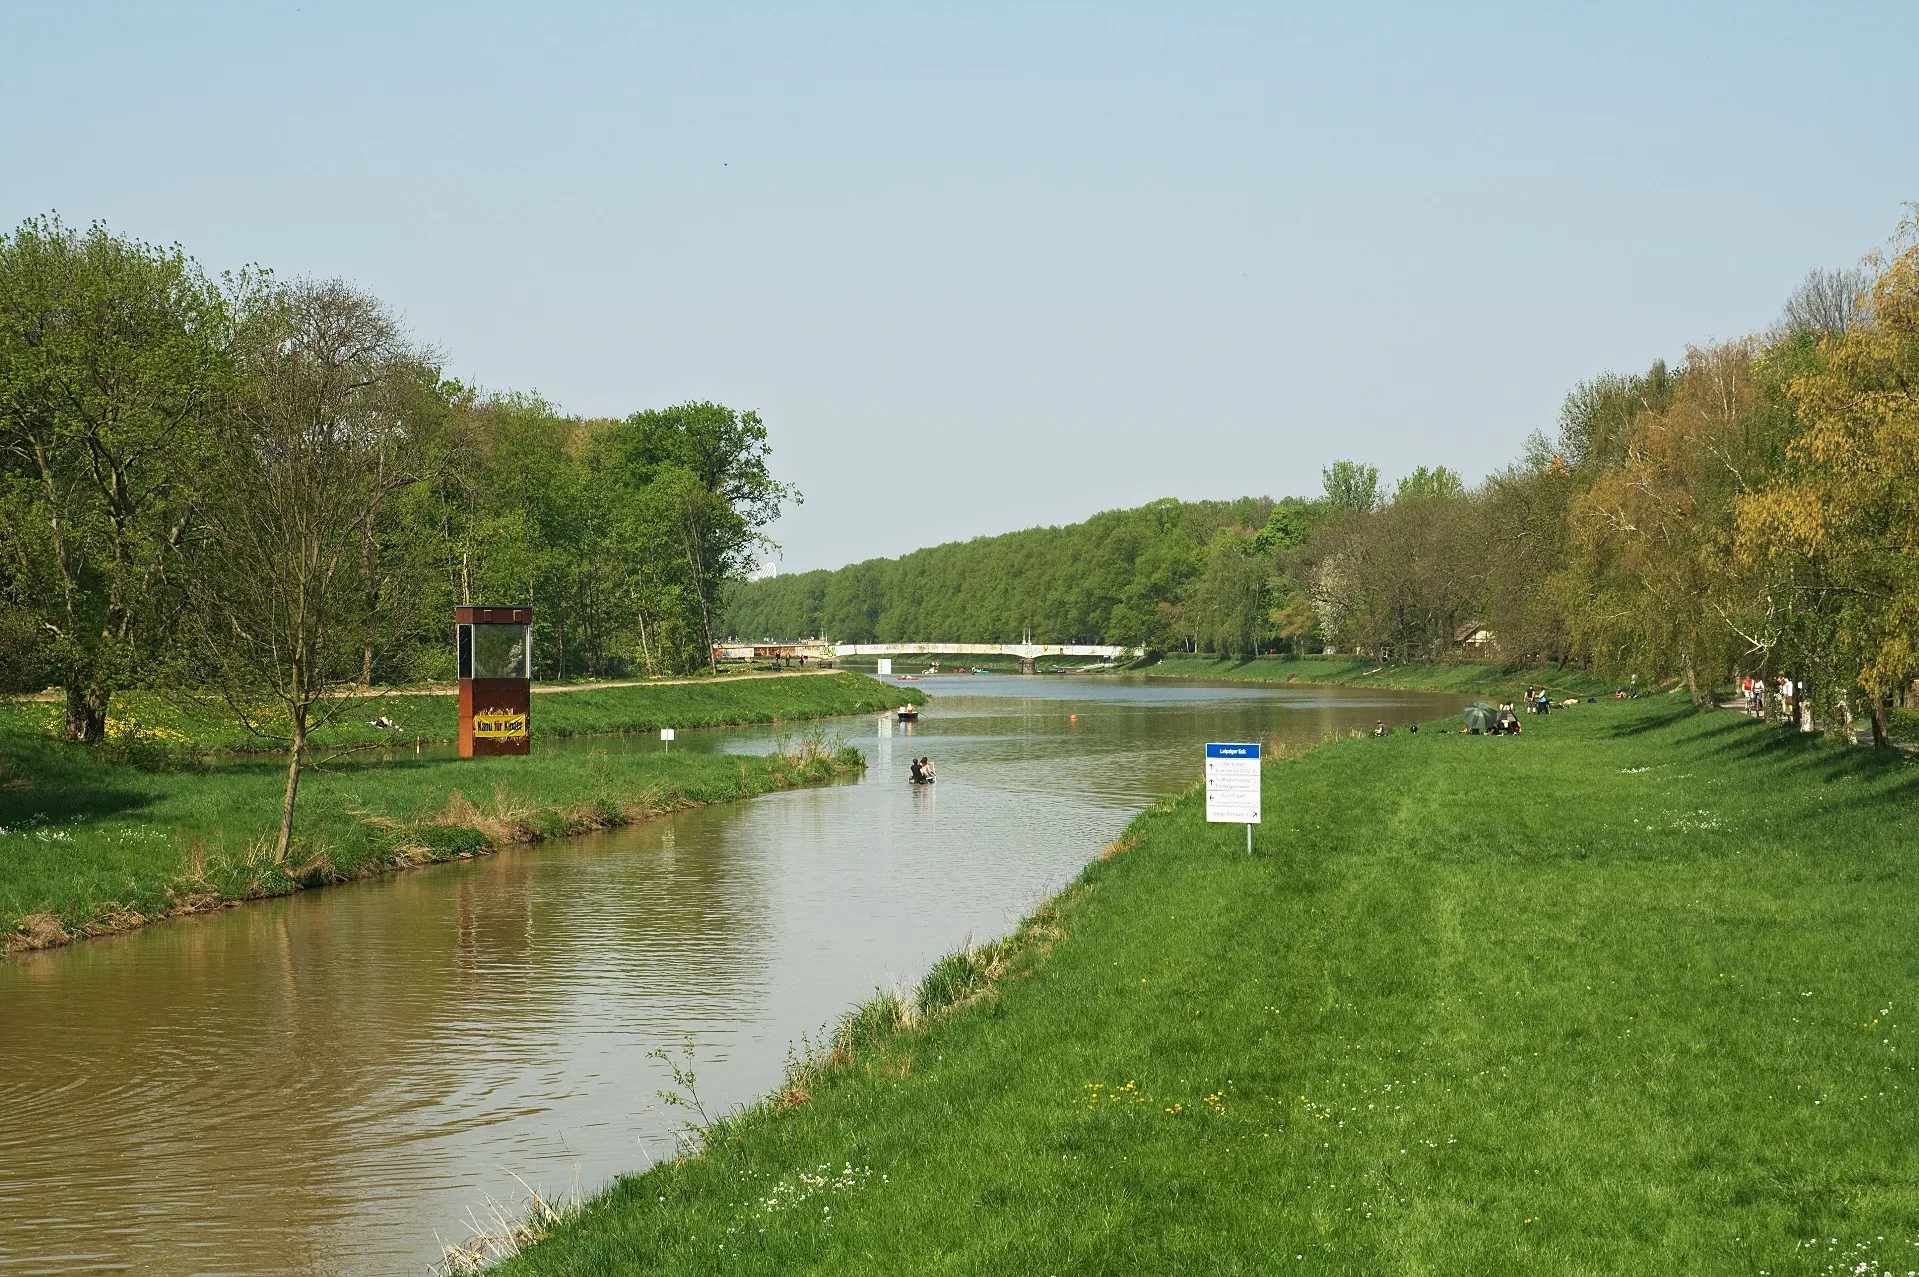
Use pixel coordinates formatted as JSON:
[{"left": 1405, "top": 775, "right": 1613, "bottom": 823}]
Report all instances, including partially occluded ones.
[{"left": 1454, "top": 620, "right": 1499, "bottom": 657}]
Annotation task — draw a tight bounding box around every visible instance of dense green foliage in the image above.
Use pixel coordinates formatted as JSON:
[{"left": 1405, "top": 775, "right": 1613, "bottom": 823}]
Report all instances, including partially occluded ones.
[
  {"left": 0, "top": 217, "right": 230, "bottom": 737},
  {"left": 732, "top": 213, "right": 1919, "bottom": 744},
  {"left": 727, "top": 497, "right": 1279, "bottom": 648},
  {"left": 0, "top": 217, "right": 792, "bottom": 705},
  {"left": 1, "top": 214, "right": 796, "bottom": 856},
  {"left": 498, "top": 697, "right": 1919, "bottom": 1275},
  {"left": 0, "top": 674, "right": 898, "bottom": 946}
]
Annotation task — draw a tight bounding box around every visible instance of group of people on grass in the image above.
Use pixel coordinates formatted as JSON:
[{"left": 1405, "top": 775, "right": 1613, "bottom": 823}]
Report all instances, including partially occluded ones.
[{"left": 1739, "top": 675, "right": 1795, "bottom": 717}]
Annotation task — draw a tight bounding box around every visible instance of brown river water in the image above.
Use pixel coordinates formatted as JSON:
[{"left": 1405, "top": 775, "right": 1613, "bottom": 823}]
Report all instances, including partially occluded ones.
[{"left": 0, "top": 674, "right": 1461, "bottom": 1274}]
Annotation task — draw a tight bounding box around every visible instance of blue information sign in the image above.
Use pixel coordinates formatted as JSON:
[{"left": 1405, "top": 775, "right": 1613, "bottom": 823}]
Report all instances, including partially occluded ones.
[{"left": 1204, "top": 741, "right": 1262, "bottom": 828}]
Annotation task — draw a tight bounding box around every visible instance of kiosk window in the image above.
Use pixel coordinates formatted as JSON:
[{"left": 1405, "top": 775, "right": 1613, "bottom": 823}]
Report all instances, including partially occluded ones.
[{"left": 469, "top": 624, "right": 530, "bottom": 679}]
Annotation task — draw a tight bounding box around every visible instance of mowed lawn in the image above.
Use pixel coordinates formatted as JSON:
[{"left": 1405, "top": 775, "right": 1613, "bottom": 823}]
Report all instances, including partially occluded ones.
[{"left": 499, "top": 698, "right": 1919, "bottom": 1276}]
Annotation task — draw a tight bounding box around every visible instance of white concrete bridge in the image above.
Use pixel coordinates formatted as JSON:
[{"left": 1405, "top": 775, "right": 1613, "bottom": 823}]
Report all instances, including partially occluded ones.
[{"left": 832, "top": 641, "right": 1140, "bottom": 675}]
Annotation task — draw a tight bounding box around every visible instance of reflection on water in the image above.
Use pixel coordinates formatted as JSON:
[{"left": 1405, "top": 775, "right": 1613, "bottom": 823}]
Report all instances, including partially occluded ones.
[{"left": 0, "top": 675, "right": 1458, "bottom": 1273}]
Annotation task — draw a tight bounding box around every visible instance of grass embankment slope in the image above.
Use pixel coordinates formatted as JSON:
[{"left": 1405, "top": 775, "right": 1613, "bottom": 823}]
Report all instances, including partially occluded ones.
[
  {"left": 1, "top": 674, "right": 919, "bottom": 951},
  {"left": 0, "top": 669, "right": 912, "bottom": 755},
  {"left": 1136, "top": 653, "right": 1613, "bottom": 699},
  {"left": 500, "top": 699, "right": 1919, "bottom": 1276}
]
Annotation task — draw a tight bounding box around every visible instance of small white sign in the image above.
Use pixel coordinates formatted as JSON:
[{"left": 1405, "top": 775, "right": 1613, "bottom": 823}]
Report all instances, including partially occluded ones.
[
  {"left": 1205, "top": 742, "right": 1261, "bottom": 824},
  {"left": 877, "top": 657, "right": 893, "bottom": 676},
  {"left": 659, "top": 728, "right": 675, "bottom": 741}
]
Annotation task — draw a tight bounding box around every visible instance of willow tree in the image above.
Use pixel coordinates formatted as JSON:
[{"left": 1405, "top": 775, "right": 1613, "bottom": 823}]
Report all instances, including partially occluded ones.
[
  {"left": 0, "top": 216, "right": 227, "bottom": 738},
  {"left": 1184, "top": 526, "right": 1273, "bottom": 658},
  {"left": 188, "top": 280, "right": 433, "bottom": 862}
]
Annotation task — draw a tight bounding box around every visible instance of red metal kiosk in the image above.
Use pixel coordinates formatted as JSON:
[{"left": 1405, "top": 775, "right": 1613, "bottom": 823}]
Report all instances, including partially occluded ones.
[{"left": 456, "top": 605, "right": 532, "bottom": 757}]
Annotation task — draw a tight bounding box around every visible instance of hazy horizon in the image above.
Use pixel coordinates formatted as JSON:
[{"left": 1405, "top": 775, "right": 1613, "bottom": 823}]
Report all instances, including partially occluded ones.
[{"left": 6, "top": 2, "right": 1914, "bottom": 573}]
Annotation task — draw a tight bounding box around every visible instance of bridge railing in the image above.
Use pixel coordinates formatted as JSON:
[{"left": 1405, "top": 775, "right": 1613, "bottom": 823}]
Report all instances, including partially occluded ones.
[{"left": 831, "top": 642, "right": 1138, "bottom": 659}]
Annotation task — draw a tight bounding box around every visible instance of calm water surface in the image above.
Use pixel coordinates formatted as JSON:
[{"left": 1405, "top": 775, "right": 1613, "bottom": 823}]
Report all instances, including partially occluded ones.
[{"left": 0, "top": 675, "right": 1460, "bottom": 1274}]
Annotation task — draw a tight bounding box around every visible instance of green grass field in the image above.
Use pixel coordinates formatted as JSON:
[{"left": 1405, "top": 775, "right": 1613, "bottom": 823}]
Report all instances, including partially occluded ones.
[
  {"left": 1135, "top": 653, "right": 1615, "bottom": 700},
  {"left": 0, "top": 673, "right": 913, "bottom": 949},
  {"left": 0, "top": 670, "right": 917, "bottom": 756},
  {"left": 493, "top": 698, "right": 1919, "bottom": 1276}
]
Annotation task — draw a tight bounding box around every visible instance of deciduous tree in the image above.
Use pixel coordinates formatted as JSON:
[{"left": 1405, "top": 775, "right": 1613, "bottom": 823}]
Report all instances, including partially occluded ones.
[
  {"left": 1740, "top": 214, "right": 1919, "bottom": 744},
  {"left": 0, "top": 216, "right": 227, "bottom": 737},
  {"left": 185, "top": 280, "right": 433, "bottom": 861},
  {"left": 605, "top": 403, "right": 793, "bottom": 671},
  {"left": 1559, "top": 343, "right": 1766, "bottom": 703},
  {"left": 1321, "top": 460, "right": 1380, "bottom": 513}
]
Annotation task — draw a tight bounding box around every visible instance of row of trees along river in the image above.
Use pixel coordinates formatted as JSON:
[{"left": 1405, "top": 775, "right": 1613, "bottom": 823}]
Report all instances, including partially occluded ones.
[
  {"left": 0, "top": 215, "right": 792, "bottom": 855},
  {"left": 730, "top": 208, "right": 1919, "bottom": 745}
]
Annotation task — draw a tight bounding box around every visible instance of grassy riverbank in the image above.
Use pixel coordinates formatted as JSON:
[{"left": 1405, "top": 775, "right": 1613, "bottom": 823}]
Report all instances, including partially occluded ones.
[
  {"left": 0, "top": 670, "right": 917, "bottom": 757},
  {"left": 0, "top": 672, "right": 915, "bottom": 951},
  {"left": 1, "top": 734, "right": 863, "bottom": 952},
  {"left": 1134, "top": 653, "right": 1613, "bottom": 700},
  {"left": 494, "top": 698, "right": 1919, "bottom": 1275}
]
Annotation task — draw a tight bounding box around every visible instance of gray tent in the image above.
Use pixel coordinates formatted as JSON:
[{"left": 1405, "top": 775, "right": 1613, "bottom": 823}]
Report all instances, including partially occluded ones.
[{"left": 1461, "top": 702, "right": 1497, "bottom": 733}]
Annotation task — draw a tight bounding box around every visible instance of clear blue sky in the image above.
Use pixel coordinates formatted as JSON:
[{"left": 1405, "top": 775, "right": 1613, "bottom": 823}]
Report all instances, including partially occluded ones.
[{"left": 5, "top": 2, "right": 1914, "bottom": 571}]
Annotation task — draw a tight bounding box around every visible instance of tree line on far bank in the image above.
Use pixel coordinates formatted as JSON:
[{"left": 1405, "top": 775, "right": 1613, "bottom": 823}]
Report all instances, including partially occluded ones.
[
  {"left": 0, "top": 215, "right": 791, "bottom": 859},
  {"left": 730, "top": 207, "right": 1919, "bottom": 744}
]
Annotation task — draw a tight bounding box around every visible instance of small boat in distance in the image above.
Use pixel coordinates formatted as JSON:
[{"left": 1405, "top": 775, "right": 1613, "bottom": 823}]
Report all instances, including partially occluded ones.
[{"left": 896, "top": 706, "right": 919, "bottom": 722}]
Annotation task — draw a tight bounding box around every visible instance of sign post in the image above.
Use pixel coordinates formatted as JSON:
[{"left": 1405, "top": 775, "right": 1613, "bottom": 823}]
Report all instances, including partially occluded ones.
[
  {"left": 877, "top": 657, "right": 893, "bottom": 678},
  {"left": 660, "top": 727, "right": 675, "bottom": 753},
  {"left": 1205, "top": 741, "right": 1261, "bottom": 854}
]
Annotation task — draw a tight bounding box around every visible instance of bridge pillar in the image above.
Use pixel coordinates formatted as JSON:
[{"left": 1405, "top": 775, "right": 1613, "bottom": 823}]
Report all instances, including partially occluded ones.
[{"left": 1019, "top": 655, "right": 1037, "bottom": 675}]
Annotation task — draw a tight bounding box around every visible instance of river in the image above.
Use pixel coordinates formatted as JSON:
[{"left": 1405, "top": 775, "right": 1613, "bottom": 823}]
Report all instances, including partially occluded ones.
[{"left": 0, "top": 674, "right": 1461, "bottom": 1274}]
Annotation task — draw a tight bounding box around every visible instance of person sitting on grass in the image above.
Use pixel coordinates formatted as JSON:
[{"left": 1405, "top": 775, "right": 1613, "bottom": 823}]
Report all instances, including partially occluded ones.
[{"left": 1372, "top": 720, "right": 1388, "bottom": 737}]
